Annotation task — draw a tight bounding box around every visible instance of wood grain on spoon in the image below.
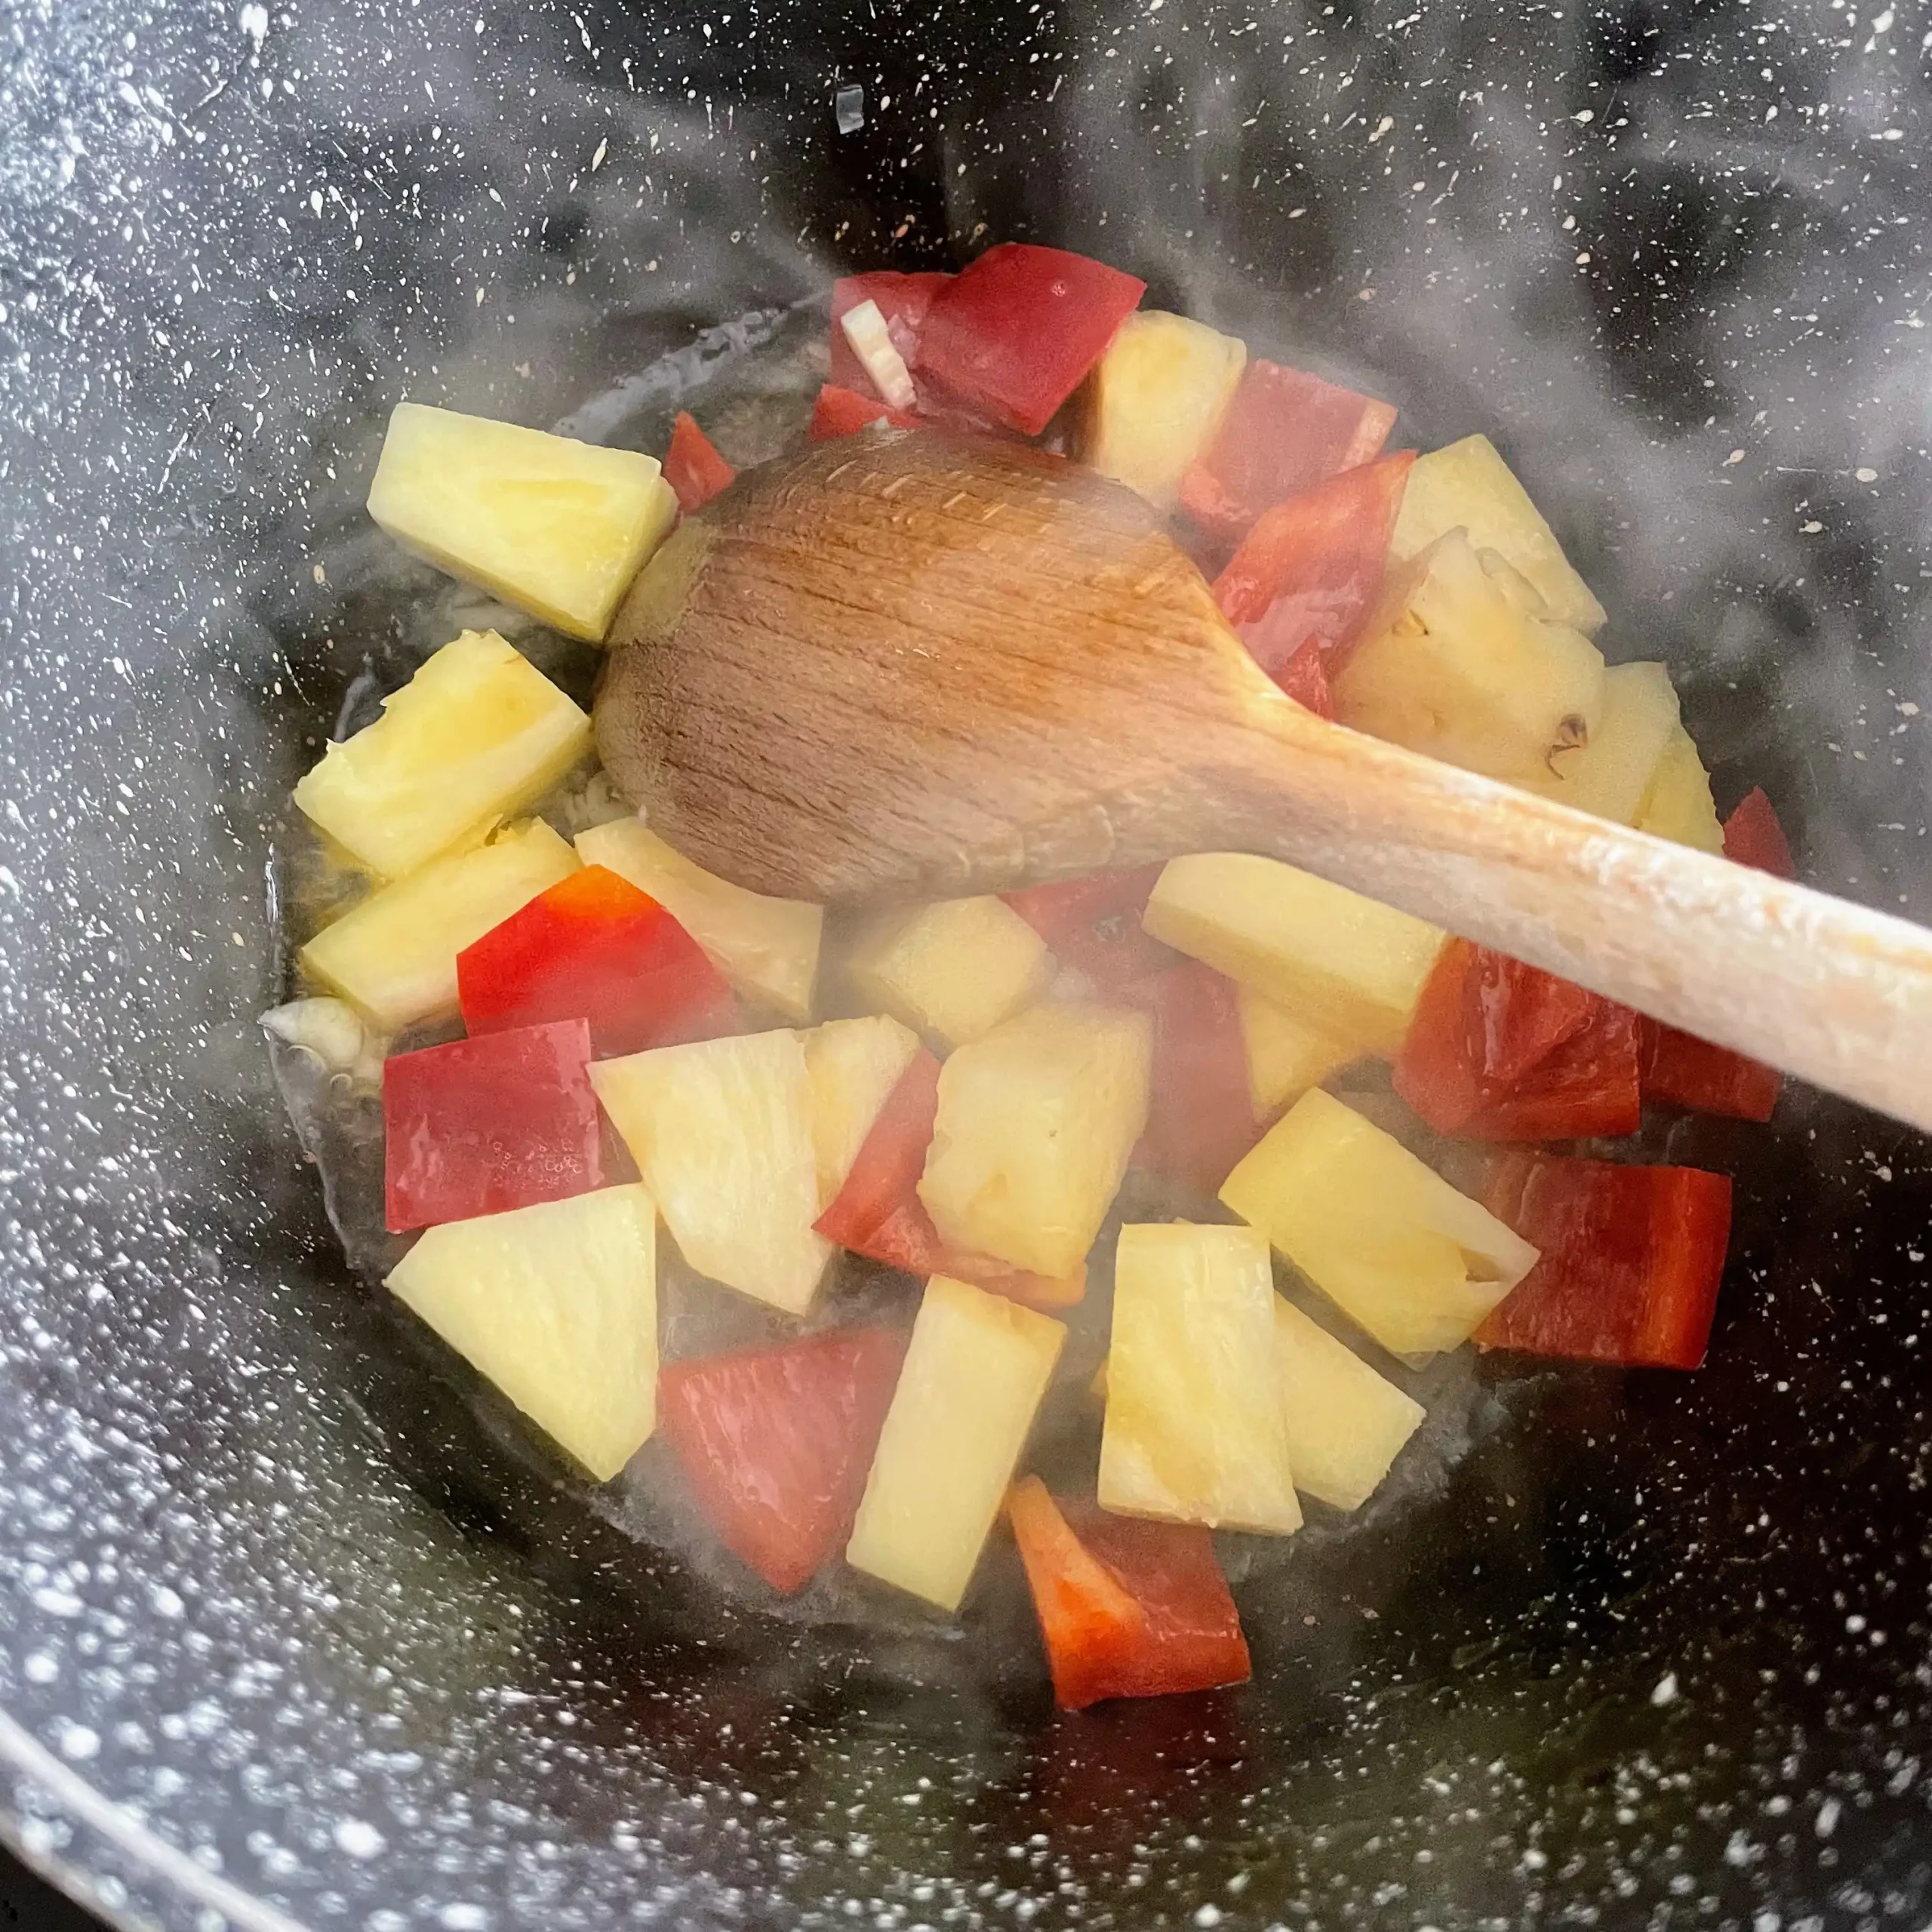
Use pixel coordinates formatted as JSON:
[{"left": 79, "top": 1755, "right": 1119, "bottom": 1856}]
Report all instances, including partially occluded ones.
[{"left": 597, "top": 429, "right": 1932, "bottom": 1131}]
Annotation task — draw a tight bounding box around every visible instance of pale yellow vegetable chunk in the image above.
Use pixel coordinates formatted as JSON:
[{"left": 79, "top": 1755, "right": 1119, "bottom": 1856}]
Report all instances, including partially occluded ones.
[
  {"left": 386, "top": 1184, "right": 657, "bottom": 1481},
  {"left": 1144, "top": 854, "right": 1444, "bottom": 1053},
  {"left": 299, "top": 818, "right": 578, "bottom": 1031},
  {"left": 918, "top": 1003, "right": 1152, "bottom": 1278},
  {"left": 576, "top": 817, "right": 823, "bottom": 1023},
  {"left": 803, "top": 1014, "right": 923, "bottom": 1207},
  {"left": 1220, "top": 1089, "right": 1536, "bottom": 1356},
  {"left": 845, "top": 896, "right": 1051, "bottom": 1049},
  {"left": 1524, "top": 660, "right": 1680, "bottom": 826},
  {"left": 592, "top": 1029, "right": 830, "bottom": 1316},
  {"left": 1635, "top": 724, "right": 1724, "bottom": 853},
  {"left": 846, "top": 1275, "right": 1065, "bottom": 1611},
  {"left": 367, "top": 403, "right": 678, "bottom": 642},
  {"left": 1237, "top": 986, "right": 1372, "bottom": 1119},
  {"left": 1273, "top": 1297, "right": 1426, "bottom": 1511},
  {"left": 1099, "top": 1223, "right": 1301, "bottom": 1534},
  {"left": 1078, "top": 310, "right": 1247, "bottom": 508}
]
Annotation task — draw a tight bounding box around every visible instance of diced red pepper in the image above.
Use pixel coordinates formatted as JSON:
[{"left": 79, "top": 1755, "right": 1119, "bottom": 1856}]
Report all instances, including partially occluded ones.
[
  {"left": 1722, "top": 786, "right": 1796, "bottom": 879},
  {"left": 456, "top": 865, "right": 737, "bottom": 1060},
  {"left": 815, "top": 1051, "right": 1086, "bottom": 1308},
  {"left": 1131, "top": 963, "right": 1260, "bottom": 1194},
  {"left": 1477, "top": 1154, "right": 1733, "bottom": 1369},
  {"left": 829, "top": 270, "right": 952, "bottom": 398},
  {"left": 1212, "top": 452, "right": 1416, "bottom": 679},
  {"left": 662, "top": 411, "right": 736, "bottom": 513},
  {"left": 809, "top": 383, "right": 921, "bottom": 441},
  {"left": 383, "top": 1019, "right": 602, "bottom": 1232},
  {"left": 914, "top": 243, "right": 1146, "bottom": 436},
  {"left": 1001, "top": 864, "right": 1173, "bottom": 992},
  {"left": 1008, "top": 1478, "right": 1149, "bottom": 1709},
  {"left": 659, "top": 1327, "right": 906, "bottom": 1593},
  {"left": 1180, "top": 358, "right": 1399, "bottom": 545},
  {"left": 1266, "top": 635, "right": 1336, "bottom": 719},
  {"left": 1394, "top": 939, "right": 1642, "bottom": 1140}
]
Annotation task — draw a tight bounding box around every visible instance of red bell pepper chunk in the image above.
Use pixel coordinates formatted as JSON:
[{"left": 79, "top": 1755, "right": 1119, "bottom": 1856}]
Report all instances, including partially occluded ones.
[
  {"left": 1477, "top": 1154, "right": 1733, "bottom": 1369},
  {"left": 829, "top": 270, "right": 952, "bottom": 398},
  {"left": 1001, "top": 864, "right": 1172, "bottom": 992},
  {"left": 1266, "top": 635, "right": 1337, "bottom": 719},
  {"left": 457, "top": 865, "right": 737, "bottom": 1060},
  {"left": 1008, "top": 1478, "right": 1149, "bottom": 1709},
  {"left": 1131, "top": 963, "right": 1261, "bottom": 1194},
  {"left": 383, "top": 1019, "right": 602, "bottom": 1232},
  {"left": 662, "top": 411, "right": 736, "bottom": 513},
  {"left": 809, "top": 383, "right": 921, "bottom": 441},
  {"left": 1212, "top": 452, "right": 1416, "bottom": 681},
  {"left": 815, "top": 1051, "right": 1085, "bottom": 1308},
  {"left": 1394, "top": 939, "right": 1642, "bottom": 1141},
  {"left": 913, "top": 243, "right": 1146, "bottom": 436},
  {"left": 659, "top": 1327, "right": 906, "bottom": 1593},
  {"left": 1180, "top": 358, "right": 1398, "bottom": 545},
  {"left": 1722, "top": 786, "right": 1796, "bottom": 879}
]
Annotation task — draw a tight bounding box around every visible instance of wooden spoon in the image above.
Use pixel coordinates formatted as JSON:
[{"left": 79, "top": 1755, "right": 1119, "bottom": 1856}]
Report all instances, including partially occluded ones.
[{"left": 597, "top": 429, "right": 1932, "bottom": 1132}]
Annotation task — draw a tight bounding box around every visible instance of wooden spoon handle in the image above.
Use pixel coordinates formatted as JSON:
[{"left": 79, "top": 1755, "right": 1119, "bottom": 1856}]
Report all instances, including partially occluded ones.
[{"left": 1204, "top": 692, "right": 1932, "bottom": 1131}]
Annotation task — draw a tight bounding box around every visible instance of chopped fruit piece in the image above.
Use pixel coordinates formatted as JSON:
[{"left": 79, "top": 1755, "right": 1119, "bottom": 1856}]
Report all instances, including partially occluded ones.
[
  {"left": 1393, "top": 940, "right": 1642, "bottom": 1140},
  {"left": 919, "top": 1004, "right": 1153, "bottom": 1278},
  {"left": 386, "top": 1183, "right": 657, "bottom": 1481},
  {"left": 1133, "top": 964, "right": 1261, "bottom": 1195},
  {"left": 1143, "top": 854, "right": 1444, "bottom": 1053},
  {"left": 383, "top": 1019, "right": 602, "bottom": 1232},
  {"left": 1634, "top": 726, "right": 1724, "bottom": 853},
  {"left": 1220, "top": 1088, "right": 1537, "bottom": 1356},
  {"left": 659, "top": 1327, "right": 906, "bottom": 1593},
  {"left": 914, "top": 243, "right": 1147, "bottom": 435},
  {"left": 591, "top": 1029, "right": 830, "bottom": 1315},
  {"left": 804, "top": 1014, "right": 924, "bottom": 1205},
  {"left": 1211, "top": 454, "right": 1417, "bottom": 682},
  {"left": 838, "top": 297, "right": 920, "bottom": 414},
  {"left": 366, "top": 404, "right": 679, "bottom": 642},
  {"left": 1078, "top": 309, "right": 1247, "bottom": 509},
  {"left": 1390, "top": 432, "right": 1607, "bottom": 635},
  {"left": 1478, "top": 1155, "right": 1732, "bottom": 1369},
  {"left": 845, "top": 896, "right": 1052, "bottom": 1049},
  {"left": 662, "top": 412, "right": 736, "bottom": 512},
  {"left": 1238, "top": 987, "right": 1369, "bottom": 1119},
  {"left": 1100, "top": 1223, "right": 1301, "bottom": 1533},
  {"left": 576, "top": 818, "right": 823, "bottom": 1023},
  {"left": 829, "top": 270, "right": 951, "bottom": 398},
  {"left": 808, "top": 383, "right": 921, "bottom": 440},
  {"left": 1181, "top": 357, "right": 1398, "bottom": 544},
  {"left": 1332, "top": 530, "right": 1607, "bottom": 784},
  {"left": 300, "top": 819, "right": 579, "bottom": 1032},
  {"left": 1723, "top": 786, "right": 1796, "bottom": 878},
  {"left": 1272, "top": 1297, "right": 1425, "bottom": 1511},
  {"left": 1640, "top": 1022, "right": 1781, "bottom": 1122},
  {"left": 457, "top": 864, "right": 737, "bottom": 1057},
  {"left": 1007, "top": 1478, "right": 1149, "bottom": 1710},
  {"left": 1525, "top": 660, "right": 1680, "bottom": 825},
  {"left": 292, "top": 630, "right": 592, "bottom": 880},
  {"left": 847, "top": 1276, "right": 1065, "bottom": 1611},
  {"left": 1001, "top": 866, "right": 1171, "bottom": 992}
]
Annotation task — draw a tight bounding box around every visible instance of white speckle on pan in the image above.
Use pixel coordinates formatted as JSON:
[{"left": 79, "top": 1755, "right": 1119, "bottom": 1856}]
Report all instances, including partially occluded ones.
[
  {"left": 333, "top": 1818, "right": 385, "bottom": 1860},
  {"left": 1651, "top": 1672, "right": 1679, "bottom": 1706}
]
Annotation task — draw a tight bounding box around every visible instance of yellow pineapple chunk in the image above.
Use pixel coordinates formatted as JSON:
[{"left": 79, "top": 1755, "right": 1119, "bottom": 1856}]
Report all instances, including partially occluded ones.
[
  {"left": 1220, "top": 1088, "right": 1536, "bottom": 1356},
  {"left": 590, "top": 1029, "right": 829, "bottom": 1316},
  {"left": 846, "top": 1275, "right": 1065, "bottom": 1611},
  {"left": 1635, "top": 724, "right": 1724, "bottom": 853},
  {"left": 300, "top": 819, "right": 577, "bottom": 1031},
  {"left": 292, "top": 630, "right": 591, "bottom": 879},
  {"left": 366, "top": 403, "right": 679, "bottom": 643},
  {"left": 1390, "top": 433, "right": 1607, "bottom": 634},
  {"left": 386, "top": 1184, "right": 657, "bottom": 1481},
  {"left": 1099, "top": 1223, "right": 1300, "bottom": 1534},
  {"left": 575, "top": 818, "right": 822, "bottom": 1023},
  {"left": 804, "top": 1014, "right": 923, "bottom": 1206},
  {"left": 1078, "top": 310, "right": 1248, "bottom": 509},
  {"left": 1238, "top": 986, "right": 1371, "bottom": 1118},
  {"left": 845, "top": 896, "right": 1051, "bottom": 1049},
  {"left": 1334, "top": 531, "right": 1607, "bottom": 784},
  {"left": 1526, "top": 660, "right": 1679, "bottom": 825},
  {"left": 918, "top": 1003, "right": 1152, "bottom": 1278},
  {"left": 1274, "top": 1297, "right": 1426, "bottom": 1511},
  {"left": 1144, "top": 854, "right": 1444, "bottom": 1053}
]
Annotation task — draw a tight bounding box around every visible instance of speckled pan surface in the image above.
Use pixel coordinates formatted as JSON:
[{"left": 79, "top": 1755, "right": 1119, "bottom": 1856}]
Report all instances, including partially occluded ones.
[{"left": 5, "top": 0, "right": 1932, "bottom": 1926}]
